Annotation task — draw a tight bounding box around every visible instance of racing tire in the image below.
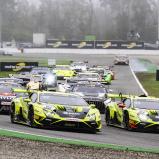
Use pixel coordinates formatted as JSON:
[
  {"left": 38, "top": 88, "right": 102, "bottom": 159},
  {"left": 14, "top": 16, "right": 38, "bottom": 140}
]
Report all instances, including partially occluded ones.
[
  {"left": 10, "top": 103, "right": 16, "bottom": 123},
  {"left": 105, "top": 108, "right": 111, "bottom": 126},
  {"left": 123, "top": 112, "right": 132, "bottom": 131},
  {"left": 28, "top": 106, "right": 36, "bottom": 128}
]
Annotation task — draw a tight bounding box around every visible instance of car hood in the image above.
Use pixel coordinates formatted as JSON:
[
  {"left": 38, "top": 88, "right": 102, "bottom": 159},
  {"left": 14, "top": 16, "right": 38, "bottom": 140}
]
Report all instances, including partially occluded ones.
[
  {"left": 42, "top": 103, "right": 90, "bottom": 119},
  {"left": 53, "top": 104, "right": 90, "bottom": 112}
]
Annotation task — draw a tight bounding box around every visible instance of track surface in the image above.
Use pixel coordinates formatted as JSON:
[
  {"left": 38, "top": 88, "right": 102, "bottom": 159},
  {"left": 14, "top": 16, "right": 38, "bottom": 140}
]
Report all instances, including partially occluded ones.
[{"left": 0, "top": 54, "right": 159, "bottom": 149}]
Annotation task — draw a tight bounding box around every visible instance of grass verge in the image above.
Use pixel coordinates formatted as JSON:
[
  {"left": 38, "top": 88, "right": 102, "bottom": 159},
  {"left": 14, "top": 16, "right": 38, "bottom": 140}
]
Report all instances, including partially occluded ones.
[
  {"left": 0, "top": 128, "right": 158, "bottom": 154},
  {"left": 136, "top": 72, "right": 159, "bottom": 97}
]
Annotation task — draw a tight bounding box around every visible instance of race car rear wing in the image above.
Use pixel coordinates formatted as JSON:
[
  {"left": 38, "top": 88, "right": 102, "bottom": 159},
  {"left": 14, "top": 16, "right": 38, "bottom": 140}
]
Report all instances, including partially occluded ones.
[
  {"left": 12, "top": 88, "right": 37, "bottom": 94},
  {"left": 107, "top": 93, "right": 132, "bottom": 99}
]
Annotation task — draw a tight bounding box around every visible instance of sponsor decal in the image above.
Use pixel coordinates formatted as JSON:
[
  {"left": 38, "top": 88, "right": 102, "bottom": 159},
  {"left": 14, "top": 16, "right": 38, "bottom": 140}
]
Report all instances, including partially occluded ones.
[
  {"left": 127, "top": 42, "right": 137, "bottom": 49},
  {"left": 13, "top": 62, "right": 26, "bottom": 72},
  {"left": 53, "top": 41, "right": 62, "bottom": 48},
  {"left": 1, "top": 62, "right": 38, "bottom": 72},
  {"left": 66, "top": 118, "right": 80, "bottom": 122},
  {"left": 78, "top": 41, "right": 87, "bottom": 48},
  {"left": 1, "top": 101, "right": 11, "bottom": 105},
  {"left": 103, "top": 42, "right": 112, "bottom": 48}
]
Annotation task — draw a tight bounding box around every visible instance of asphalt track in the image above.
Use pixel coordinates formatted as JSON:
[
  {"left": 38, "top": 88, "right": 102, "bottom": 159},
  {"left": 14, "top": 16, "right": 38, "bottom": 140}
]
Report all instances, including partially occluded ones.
[{"left": 0, "top": 54, "right": 159, "bottom": 150}]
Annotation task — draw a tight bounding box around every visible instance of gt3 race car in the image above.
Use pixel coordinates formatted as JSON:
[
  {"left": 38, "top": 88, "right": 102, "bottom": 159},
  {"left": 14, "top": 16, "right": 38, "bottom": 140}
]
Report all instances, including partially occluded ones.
[
  {"left": 53, "top": 65, "right": 76, "bottom": 80},
  {"left": 71, "top": 82, "right": 107, "bottom": 113},
  {"left": 105, "top": 94, "right": 159, "bottom": 131},
  {"left": 0, "top": 82, "right": 24, "bottom": 113},
  {"left": 70, "top": 61, "right": 88, "bottom": 72},
  {"left": 10, "top": 89, "right": 102, "bottom": 132},
  {"left": 114, "top": 55, "right": 129, "bottom": 65}
]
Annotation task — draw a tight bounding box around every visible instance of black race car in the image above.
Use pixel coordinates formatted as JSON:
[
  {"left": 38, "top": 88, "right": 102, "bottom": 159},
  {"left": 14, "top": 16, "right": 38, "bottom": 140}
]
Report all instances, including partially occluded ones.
[{"left": 71, "top": 82, "right": 107, "bottom": 113}]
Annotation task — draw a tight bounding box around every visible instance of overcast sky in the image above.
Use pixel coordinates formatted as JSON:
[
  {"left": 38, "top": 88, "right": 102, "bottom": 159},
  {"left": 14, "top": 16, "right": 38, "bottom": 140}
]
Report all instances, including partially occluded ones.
[{"left": 27, "top": 0, "right": 41, "bottom": 5}]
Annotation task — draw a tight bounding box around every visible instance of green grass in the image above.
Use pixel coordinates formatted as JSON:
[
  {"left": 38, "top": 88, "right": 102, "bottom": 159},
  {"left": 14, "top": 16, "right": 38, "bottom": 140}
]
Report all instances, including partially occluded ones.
[
  {"left": 136, "top": 72, "right": 159, "bottom": 97},
  {"left": 138, "top": 59, "right": 157, "bottom": 73},
  {"left": 0, "top": 128, "right": 159, "bottom": 154}
]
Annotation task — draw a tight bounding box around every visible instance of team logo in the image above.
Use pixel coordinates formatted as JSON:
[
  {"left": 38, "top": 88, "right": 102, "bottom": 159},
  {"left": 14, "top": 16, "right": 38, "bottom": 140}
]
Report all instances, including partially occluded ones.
[
  {"left": 127, "top": 42, "right": 136, "bottom": 49},
  {"left": 53, "top": 41, "right": 62, "bottom": 48},
  {"left": 13, "top": 62, "right": 26, "bottom": 72},
  {"left": 78, "top": 41, "right": 87, "bottom": 48}
]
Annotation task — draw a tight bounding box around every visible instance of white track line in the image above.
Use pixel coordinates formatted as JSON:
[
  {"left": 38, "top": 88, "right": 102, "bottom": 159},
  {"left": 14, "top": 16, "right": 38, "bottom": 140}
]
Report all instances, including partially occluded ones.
[{"left": 129, "top": 64, "right": 148, "bottom": 96}]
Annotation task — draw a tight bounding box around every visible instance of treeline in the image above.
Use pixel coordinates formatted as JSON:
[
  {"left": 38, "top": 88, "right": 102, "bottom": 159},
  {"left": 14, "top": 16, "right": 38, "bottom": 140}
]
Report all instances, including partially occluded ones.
[{"left": 0, "top": 0, "right": 157, "bottom": 42}]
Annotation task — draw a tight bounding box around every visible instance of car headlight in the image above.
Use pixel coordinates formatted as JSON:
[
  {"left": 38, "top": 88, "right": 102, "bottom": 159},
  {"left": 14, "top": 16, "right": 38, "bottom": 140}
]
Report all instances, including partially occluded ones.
[
  {"left": 87, "top": 113, "right": 96, "bottom": 121},
  {"left": 98, "top": 93, "right": 105, "bottom": 98},
  {"left": 43, "top": 104, "right": 55, "bottom": 112},
  {"left": 139, "top": 113, "right": 149, "bottom": 122}
]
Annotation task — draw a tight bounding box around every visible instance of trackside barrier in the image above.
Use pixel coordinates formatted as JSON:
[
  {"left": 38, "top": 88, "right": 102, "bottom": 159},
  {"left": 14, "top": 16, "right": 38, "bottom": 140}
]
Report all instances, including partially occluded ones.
[{"left": 46, "top": 40, "right": 144, "bottom": 49}]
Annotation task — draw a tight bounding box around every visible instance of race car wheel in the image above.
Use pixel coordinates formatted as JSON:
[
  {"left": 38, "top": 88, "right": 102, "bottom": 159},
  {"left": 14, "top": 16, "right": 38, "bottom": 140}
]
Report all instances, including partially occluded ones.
[
  {"left": 123, "top": 112, "right": 132, "bottom": 131},
  {"left": 28, "top": 106, "right": 36, "bottom": 128},
  {"left": 10, "top": 103, "right": 15, "bottom": 123},
  {"left": 105, "top": 108, "right": 111, "bottom": 126}
]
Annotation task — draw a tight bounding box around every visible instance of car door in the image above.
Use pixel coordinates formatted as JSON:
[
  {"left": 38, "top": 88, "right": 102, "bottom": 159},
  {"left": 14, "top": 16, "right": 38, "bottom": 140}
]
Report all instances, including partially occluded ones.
[{"left": 22, "top": 93, "right": 38, "bottom": 120}]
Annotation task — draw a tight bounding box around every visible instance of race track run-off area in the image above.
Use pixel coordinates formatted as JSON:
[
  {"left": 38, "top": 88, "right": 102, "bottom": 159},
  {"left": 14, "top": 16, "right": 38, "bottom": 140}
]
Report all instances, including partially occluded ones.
[{"left": 0, "top": 53, "right": 159, "bottom": 151}]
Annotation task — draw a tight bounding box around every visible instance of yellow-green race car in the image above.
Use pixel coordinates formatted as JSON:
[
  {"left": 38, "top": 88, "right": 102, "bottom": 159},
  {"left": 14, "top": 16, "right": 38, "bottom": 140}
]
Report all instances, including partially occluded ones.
[
  {"left": 105, "top": 93, "right": 159, "bottom": 131},
  {"left": 53, "top": 65, "right": 76, "bottom": 80},
  {"left": 10, "top": 89, "right": 101, "bottom": 133}
]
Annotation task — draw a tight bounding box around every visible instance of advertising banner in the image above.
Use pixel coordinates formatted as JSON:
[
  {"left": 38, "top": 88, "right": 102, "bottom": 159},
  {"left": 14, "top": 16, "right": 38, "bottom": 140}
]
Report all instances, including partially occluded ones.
[
  {"left": 70, "top": 41, "right": 94, "bottom": 49},
  {"left": 95, "top": 41, "right": 119, "bottom": 49},
  {"left": 0, "top": 62, "right": 38, "bottom": 72},
  {"left": 95, "top": 41, "right": 144, "bottom": 49},
  {"left": 120, "top": 41, "right": 144, "bottom": 49},
  {"left": 46, "top": 40, "right": 71, "bottom": 48}
]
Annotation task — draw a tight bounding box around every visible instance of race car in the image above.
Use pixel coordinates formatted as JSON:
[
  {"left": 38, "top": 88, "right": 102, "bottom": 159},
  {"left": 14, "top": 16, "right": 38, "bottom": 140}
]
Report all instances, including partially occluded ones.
[
  {"left": 53, "top": 65, "right": 76, "bottom": 80},
  {"left": 88, "top": 66, "right": 113, "bottom": 83},
  {"left": 0, "top": 82, "right": 24, "bottom": 113},
  {"left": 71, "top": 82, "right": 107, "bottom": 113},
  {"left": 10, "top": 89, "right": 102, "bottom": 132},
  {"left": 70, "top": 61, "right": 88, "bottom": 72},
  {"left": 105, "top": 93, "right": 159, "bottom": 131},
  {"left": 114, "top": 55, "right": 129, "bottom": 65},
  {"left": 68, "top": 72, "right": 111, "bottom": 85},
  {"left": 30, "top": 67, "right": 52, "bottom": 76}
]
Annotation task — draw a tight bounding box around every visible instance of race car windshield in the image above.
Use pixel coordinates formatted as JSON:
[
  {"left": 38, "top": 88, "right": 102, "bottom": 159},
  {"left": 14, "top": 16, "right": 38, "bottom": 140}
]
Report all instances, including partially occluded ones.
[
  {"left": 55, "top": 66, "right": 70, "bottom": 70},
  {"left": 31, "top": 70, "right": 49, "bottom": 75},
  {"left": 90, "top": 69, "right": 104, "bottom": 74},
  {"left": 78, "top": 74, "right": 99, "bottom": 78},
  {"left": 72, "top": 63, "right": 86, "bottom": 66},
  {"left": 74, "top": 86, "right": 106, "bottom": 93},
  {"left": 39, "top": 93, "right": 88, "bottom": 106},
  {"left": 133, "top": 99, "right": 159, "bottom": 110}
]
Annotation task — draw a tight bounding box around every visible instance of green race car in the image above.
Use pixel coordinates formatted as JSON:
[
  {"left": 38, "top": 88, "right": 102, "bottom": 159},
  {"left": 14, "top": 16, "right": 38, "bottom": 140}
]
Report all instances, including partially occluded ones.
[
  {"left": 105, "top": 93, "right": 159, "bottom": 131},
  {"left": 10, "top": 89, "right": 101, "bottom": 132}
]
